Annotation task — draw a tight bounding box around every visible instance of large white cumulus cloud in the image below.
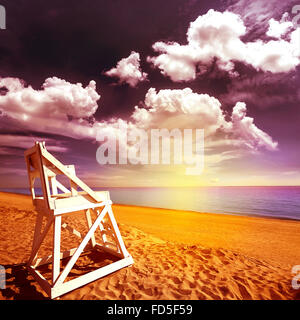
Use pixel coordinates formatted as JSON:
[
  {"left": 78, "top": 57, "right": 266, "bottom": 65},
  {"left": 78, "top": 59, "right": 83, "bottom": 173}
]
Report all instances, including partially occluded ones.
[
  {"left": 0, "top": 76, "right": 100, "bottom": 119},
  {"left": 133, "top": 88, "right": 227, "bottom": 134},
  {"left": 132, "top": 87, "right": 278, "bottom": 152},
  {"left": 148, "top": 9, "right": 300, "bottom": 82},
  {"left": 0, "top": 76, "right": 101, "bottom": 139}
]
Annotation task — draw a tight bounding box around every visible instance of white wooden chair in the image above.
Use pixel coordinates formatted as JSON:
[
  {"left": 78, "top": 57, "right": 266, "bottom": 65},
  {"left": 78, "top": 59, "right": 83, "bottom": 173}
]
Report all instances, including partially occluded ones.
[{"left": 24, "top": 142, "right": 133, "bottom": 299}]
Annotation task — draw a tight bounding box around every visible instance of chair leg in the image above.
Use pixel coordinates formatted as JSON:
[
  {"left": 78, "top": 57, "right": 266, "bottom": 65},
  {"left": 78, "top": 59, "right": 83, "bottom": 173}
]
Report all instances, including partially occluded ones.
[
  {"left": 85, "top": 209, "right": 96, "bottom": 248},
  {"left": 28, "top": 216, "right": 53, "bottom": 266},
  {"left": 52, "top": 215, "right": 61, "bottom": 285},
  {"left": 28, "top": 213, "right": 44, "bottom": 265},
  {"left": 107, "top": 205, "right": 130, "bottom": 258}
]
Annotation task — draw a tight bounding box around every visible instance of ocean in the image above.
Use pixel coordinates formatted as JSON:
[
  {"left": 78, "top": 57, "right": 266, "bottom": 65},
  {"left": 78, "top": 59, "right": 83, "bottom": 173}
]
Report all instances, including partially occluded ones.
[{"left": 1, "top": 186, "right": 300, "bottom": 221}]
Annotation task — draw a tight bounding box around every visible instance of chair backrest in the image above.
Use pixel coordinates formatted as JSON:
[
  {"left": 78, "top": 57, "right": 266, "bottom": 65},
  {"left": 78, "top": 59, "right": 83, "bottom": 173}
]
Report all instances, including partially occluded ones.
[
  {"left": 24, "top": 142, "right": 53, "bottom": 209},
  {"left": 24, "top": 142, "right": 101, "bottom": 211}
]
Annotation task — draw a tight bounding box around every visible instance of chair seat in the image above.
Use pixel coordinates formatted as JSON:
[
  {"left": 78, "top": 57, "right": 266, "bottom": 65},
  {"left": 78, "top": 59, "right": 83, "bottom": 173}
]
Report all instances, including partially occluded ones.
[{"left": 33, "top": 191, "right": 110, "bottom": 213}]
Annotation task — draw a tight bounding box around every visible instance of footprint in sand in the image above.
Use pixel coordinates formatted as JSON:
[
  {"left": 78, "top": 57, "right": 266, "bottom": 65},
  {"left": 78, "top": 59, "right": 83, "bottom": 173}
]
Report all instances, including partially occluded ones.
[
  {"left": 170, "top": 276, "right": 182, "bottom": 285},
  {"left": 143, "top": 287, "right": 154, "bottom": 296},
  {"left": 162, "top": 262, "right": 171, "bottom": 271},
  {"left": 186, "top": 250, "right": 205, "bottom": 261},
  {"left": 201, "top": 248, "right": 212, "bottom": 255},
  {"left": 178, "top": 288, "right": 192, "bottom": 296},
  {"left": 218, "top": 285, "right": 230, "bottom": 297},
  {"left": 186, "top": 280, "right": 197, "bottom": 289},
  {"left": 201, "top": 285, "right": 221, "bottom": 300},
  {"left": 269, "top": 288, "right": 286, "bottom": 300},
  {"left": 237, "top": 282, "right": 252, "bottom": 299}
]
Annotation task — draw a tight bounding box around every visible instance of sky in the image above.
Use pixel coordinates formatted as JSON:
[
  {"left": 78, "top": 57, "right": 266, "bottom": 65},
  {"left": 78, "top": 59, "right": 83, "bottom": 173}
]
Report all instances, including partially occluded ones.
[{"left": 0, "top": 0, "right": 300, "bottom": 188}]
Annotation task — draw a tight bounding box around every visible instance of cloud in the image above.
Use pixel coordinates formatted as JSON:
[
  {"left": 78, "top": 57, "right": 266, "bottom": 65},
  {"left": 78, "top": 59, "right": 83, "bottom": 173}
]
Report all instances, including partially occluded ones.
[
  {"left": 132, "top": 87, "right": 228, "bottom": 134},
  {"left": 0, "top": 134, "right": 69, "bottom": 153},
  {"left": 230, "top": 102, "right": 278, "bottom": 151},
  {"left": 266, "top": 15, "right": 294, "bottom": 38},
  {"left": 147, "top": 9, "right": 300, "bottom": 81},
  {"left": 131, "top": 87, "right": 278, "bottom": 152},
  {"left": 104, "top": 51, "right": 148, "bottom": 87},
  {"left": 220, "top": 72, "right": 300, "bottom": 109},
  {"left": 0, "top": 76, "right": 100, "bottom": 118},
  {"left": 225, "top": 0, "right": 298, "bottom": 31},
  {"left": 0, "top": 76, "right": 101, "bottom": 140}
]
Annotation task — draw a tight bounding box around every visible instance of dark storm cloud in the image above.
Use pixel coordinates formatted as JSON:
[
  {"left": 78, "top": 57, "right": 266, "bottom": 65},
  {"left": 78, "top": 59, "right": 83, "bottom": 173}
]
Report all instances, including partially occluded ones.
[{"left": 221, "top": 70, "right": 300, "bottom": 109}]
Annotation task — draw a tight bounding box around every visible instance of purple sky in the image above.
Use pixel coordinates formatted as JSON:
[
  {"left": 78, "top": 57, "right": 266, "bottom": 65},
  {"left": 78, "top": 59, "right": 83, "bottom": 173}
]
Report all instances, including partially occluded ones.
[{"left": 0, "top": 0, "right": 299, "bottom": 188}]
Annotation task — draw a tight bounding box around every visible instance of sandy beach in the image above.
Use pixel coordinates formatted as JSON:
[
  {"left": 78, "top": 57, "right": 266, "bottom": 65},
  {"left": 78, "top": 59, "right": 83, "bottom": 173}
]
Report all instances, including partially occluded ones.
[{"left": 0, "top": 191, "right": 299, "bottom": 300}]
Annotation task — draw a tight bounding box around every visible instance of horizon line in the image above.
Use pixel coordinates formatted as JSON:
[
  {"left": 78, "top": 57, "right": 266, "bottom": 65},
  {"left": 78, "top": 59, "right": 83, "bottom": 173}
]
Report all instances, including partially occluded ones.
[{"left": 1, "top": 185, "right": 300, "bottom": 189}]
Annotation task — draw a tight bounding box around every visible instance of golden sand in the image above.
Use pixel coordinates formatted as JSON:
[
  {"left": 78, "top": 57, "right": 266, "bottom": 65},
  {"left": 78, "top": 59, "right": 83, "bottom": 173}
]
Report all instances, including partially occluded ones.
[{"left": 0, "top": 192, "right": 299, "bottom": 300}]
